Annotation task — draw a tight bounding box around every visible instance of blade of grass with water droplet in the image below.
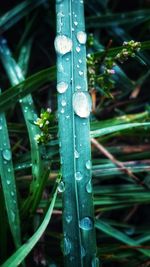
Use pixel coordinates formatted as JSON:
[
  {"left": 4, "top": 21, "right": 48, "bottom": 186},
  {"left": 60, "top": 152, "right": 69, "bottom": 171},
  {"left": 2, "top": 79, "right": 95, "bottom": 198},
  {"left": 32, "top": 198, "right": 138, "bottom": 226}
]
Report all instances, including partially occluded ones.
[
  {"left": 0, "top": 90, "right": 21, "bottom": 249},
  {"left": 55, "top": 1, "right": 97, "bottom": 266}
]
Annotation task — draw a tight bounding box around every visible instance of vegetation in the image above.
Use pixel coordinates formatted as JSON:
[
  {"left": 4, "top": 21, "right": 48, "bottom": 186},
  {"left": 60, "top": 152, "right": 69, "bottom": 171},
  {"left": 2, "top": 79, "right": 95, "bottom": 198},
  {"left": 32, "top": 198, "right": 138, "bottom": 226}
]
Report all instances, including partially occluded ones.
[{"left": 0, "top": 0, "right": 150, "bottom": 266}]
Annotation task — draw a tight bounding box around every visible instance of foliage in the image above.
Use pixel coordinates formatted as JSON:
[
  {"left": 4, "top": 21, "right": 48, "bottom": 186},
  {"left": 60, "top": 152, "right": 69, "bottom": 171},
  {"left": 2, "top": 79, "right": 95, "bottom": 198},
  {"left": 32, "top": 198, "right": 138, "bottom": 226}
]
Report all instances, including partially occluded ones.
[{"left": 0, "top": 0, "right": 150, "bottom": 266}]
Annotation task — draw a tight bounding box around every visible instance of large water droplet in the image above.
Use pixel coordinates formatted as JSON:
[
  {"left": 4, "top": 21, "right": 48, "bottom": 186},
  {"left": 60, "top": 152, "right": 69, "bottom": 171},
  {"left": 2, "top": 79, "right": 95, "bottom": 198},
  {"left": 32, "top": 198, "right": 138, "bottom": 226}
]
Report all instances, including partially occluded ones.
[
  {"left": 57, "top": 82, "right": 68, "bottom": 93},
  {"left": 74, "top": 149, "right": 79, "bottom": 158},
  {"left": 86, "top": 160, "right": 92, "bottom": 170},
  {"left": 77, "top": 31, "right": 87, "bottom": 44},
  {"left": 75, "top": 172, "right": 83, "bottom": 181},
  {"left": 2, "top": 149, "right": 12, "bottom": 161},
  {"left": 63, "top": 237, "right": 72, "bottom": 255},
  {"left": 86, "top": 180, "right": 92, "bottom": 193},
  {"left": 54, "top": 35, "right": 72, "bottom": 55},
  {"left": 58, "top": 181, "right": 65, "bottom": 193},
  {"left": 79, "top": 217, "right": 94, "bottom": 230},
  {"left": 73, "top": 92, "right": 92, "bottom": 118},
  {"left": 92, "top": 257, "right": 99, "bottom": 267}
]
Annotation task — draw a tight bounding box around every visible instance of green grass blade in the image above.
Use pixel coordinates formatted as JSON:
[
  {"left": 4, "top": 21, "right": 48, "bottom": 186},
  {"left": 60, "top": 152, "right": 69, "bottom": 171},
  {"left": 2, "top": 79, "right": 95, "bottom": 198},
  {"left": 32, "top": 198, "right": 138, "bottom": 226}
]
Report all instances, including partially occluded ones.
[
  {"left": 55, "top": 1, "right": 98, "bottom": 266},
  {"left": 95, "top": 219, "right": 150, "bottom": 258},
  {"left": 0, "top": 91, "right": 21, "bottom": 248},
  {"left": 1, "top": 183, "right": 58, "bottom": 267},
  {"left": 90, "top": 122, "right": 150, "bottom": 138},
  {"left": 0, "top": 0, "right": 46, "bottom": 34}
]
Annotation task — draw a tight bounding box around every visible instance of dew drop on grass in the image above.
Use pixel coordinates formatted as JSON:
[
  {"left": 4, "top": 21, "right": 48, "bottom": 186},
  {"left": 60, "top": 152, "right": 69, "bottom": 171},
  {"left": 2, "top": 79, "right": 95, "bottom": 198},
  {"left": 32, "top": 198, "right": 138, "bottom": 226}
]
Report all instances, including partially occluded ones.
[
  {"left": 61, "top": 99, "right": 67, "bottom": 106},
  {"left": 79, "top": 217, "right": 94, "bottom": 230},
  {"left": 81, "top": 246, "right": 86, "bottom": 257},
  {"left": 11, "top": 210, "right": 15, "bottom": 222},
  {"left": 54, "top": 35, "right": 72, "bottom": 55},
  {"left": 86, "top": 160, "right": 91, "bottom": 170},
  {"left": 74, "top": 149, "right": 79, "bottom": 158},
  {"left": 86, "top": 180, "right": 92, "bottom": 193},
  {"left": 73, "top": 92, "right": 92, "bottom": 118},
  {"left": 2, "top": 149, "right": 12, "bottom": 161},
  {"left": 66, "top": 214, "right": 72, "bottom": 223},
  {"left": 77, "top": 31, "right": 87, "bottom": 44},
  {"left": 60, "top": 108, "right": 65, "bottom": 114},
  {"left": 58, "top": 181, "right": 65, "bottom": 193},
  {"left": 76, "top": 46, "right": 81, "bottom": 53},
  {"left": 79, "top": 70, "right": 83, "bottom": 76},
  {"left": 57, "top": 82, "right": 68, "bottom": 93},
  {"left": 0, "top": 124, "right": 2, "bottom": 130},
  {"left": 6, "top": 180, "right": 11, "bottom": 185},
  {"left": 75, "top": 172, "right": 83, "bottom": 181},
  {"left": 92, "top": 257, "right": 100, "bottom": 267},
  {"left": 63, "top": 237, "right": 72, "bottom": 255},
  {"left": 11, "top": 191, "right": 15, "bottom": 197}
]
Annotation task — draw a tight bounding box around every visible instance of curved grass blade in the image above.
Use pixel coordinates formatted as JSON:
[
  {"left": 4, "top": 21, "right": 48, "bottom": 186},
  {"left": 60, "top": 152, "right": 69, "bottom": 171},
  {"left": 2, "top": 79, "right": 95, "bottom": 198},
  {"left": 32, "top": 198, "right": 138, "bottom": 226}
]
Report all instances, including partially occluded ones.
[
  {"left": 0, "top": 0, "right": 46, "bottom": 34},
  {"left": 1, "top": 183, "right": 58, "bottom": 267},
  {"left": 0, "top": 90, "right": 21, "bottom": 248},
  {"left": 86, "top": 9, "right": 150, "bottom": 29},
  {"left": 0, "top": 37, "right": 46, "bottom": 216},
  {"left": 55, "top": 1, "right": 98, "bottom": 266},
  {"left": 95, "top": 220, "right": 150, "bottom": 258},
  {"left": 90, "top": 122, "right": 150, "bottom": 138}
]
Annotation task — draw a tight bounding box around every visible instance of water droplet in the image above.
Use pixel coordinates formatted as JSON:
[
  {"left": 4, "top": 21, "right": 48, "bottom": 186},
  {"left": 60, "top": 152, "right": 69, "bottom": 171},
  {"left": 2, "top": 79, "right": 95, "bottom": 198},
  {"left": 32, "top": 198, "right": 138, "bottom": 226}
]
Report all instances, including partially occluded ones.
[
  {"left": 81, "top": 246, "right": 86, "bottom": 257},
  {"left": 74, "top": 149, "right": 79, "bottom": 158},
  {"left": 77, "top": 64, "right": 80, "bottom": 68},
  {"left": 0, "top": 125, "right": 2, "bottom": 130},
  {"left": 74, "top": 21, "right": 78, "bottom": 26},
  {"left": 2, "top": 149, "right": 12, "bottom": 161},
  {"left": 19, "top": 99, "right": 22, "bottom": 103},
  {"left": 57, "top": 82, "right": 68, "bottom": 93},
  {"left": 58, "top": 181, "right": 65, "bottom": 193},
  {"left": 78, "top": 59, "right": 82, "bottom": 64},
  {"left": 79, "top": 217, "right": 94, "bottom": 230},
  {"left": 60, "top": 108, "right": 65, "bottom": 114},
  {"left": 63, "top": 237, "right": 72, "bottom": 255},
  {"left": 11, "top": 210, "right": 15, "bottom": 222},
  {"left": 75, "top": 172, "right": 83, "bottom": 181},
  {"left": 65, "top": 115, "right": 70, "bottom": 119},
  {"left": 86, "top": 180, "right": 92, "bottom": 193},
  {"left": 73, "top": 92, "right": 92, "bottom": 118},
  {"left": 61, "top": 99, "right": 67, "bottom": 107},
  {"left": 77, "top": 31, "right": 87, "bottom": 44},
  {"left": 66, "top": 215, "right": 72, "bottom": 223},
  {"left": 76, "top": 85, "right": 81, "bottom": 90},
  {"left": 54, "top": 35, "right": 72, "bottom": 55},
  {"left": 79, "top": 70, "right": 83, "bottom": 76},
  {"left": 8, "top": 168, "right": 11, "bottom": 173},
  {"left": 92, "top": 257, "right": 99, "bottom": 267},
  {"left": 11, "top": 191, "right": 15, "bottom": 197},
  {"left": 6, "top": 180, "right": 11, "bottom": 185},
  {"left": 76, "top": 47, "right": 81, "bottom": 53},
  {"left": 86, "top": 160, "right": 91, "bottom": 170}
]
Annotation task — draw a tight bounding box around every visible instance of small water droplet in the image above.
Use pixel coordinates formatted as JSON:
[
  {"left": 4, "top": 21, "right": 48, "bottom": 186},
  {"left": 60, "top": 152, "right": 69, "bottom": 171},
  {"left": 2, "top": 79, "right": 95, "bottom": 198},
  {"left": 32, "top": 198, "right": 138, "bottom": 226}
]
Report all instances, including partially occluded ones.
[
  {"left": 11, "top": 191, "right": 15, "bottom": 197},
  {"left": 79, "top": 70, "right": 83, "bottom": 76},
  {"left": 86, "top": 160, "right": 91, "bottom": 170},
  {"left": 54, "top": 35, "right": 72, "bottom": 55},
  {"left": 76, "top": 85, "right": 81, "bottom": 90},
  {"left": 58, "top": 181, "right": 65, "bottom": 193},
  {"left": 66, "top": 215, "right": 72, "bottom": 223},
  {"left": 63, "top": 237, "right": 72, "bottom": 255},
  {"left": 92, "top": 257, "right": 99, "bottom": 267},
  {"left": 65, "top": 115, "right": 70, "bottom": 119},
  {"left": 79, "top": 217, "right": 94, "bottom": 230},
  {"left": 61, "top": 99, "right": 67, "bottom": 107},
  {"left": 76, "top": 47, "right": 81, "bottom": 53},
  {"left": 74, "top": 21, "right": 78, "bottom": 26},
  {"left": 81, "top": 246, "right": 86, "bottom": 257},
  {"left": 6, "top": 180, "right": 11, "bottom": 185},
  {"left": 8, "top": 168, "right": 11, "bottom": 173},
  {"left": 0, "top": 125, "right": 2, "bottom": 130},
  {"left": 77, "top": 31, "right": 87, "bottom": 44},
  {"left": 2, "top": 149, "right": 12, "bottom": 161},
  {"left": 19, "top": 99, "right": 22, "bottom": 103},
  {"left": 57, "top": 82, "right": 68, "bottom": 93},
  {"left": 78, "top": 59, "right": 82, "bottom": 64},
  {"left": 77, "top": 64, "right": 80, "bottom": 68},
  {"left": 86, "top": 180, "right": 92, "bottom": 193},
  {"left": 60, "top": 108, "right": 65, "bottom": 114},
  {"left": 73, "top": 92, "right": 92, "bottom": 118},
  {"left": 74, "top": 149, "right": 79, "bottom": 158},
  {"left": 11, "top": 210, "right": 15, "bottom": 222},
  {"left": 75, "top": 172, "right": 83, "bottom": 181}
]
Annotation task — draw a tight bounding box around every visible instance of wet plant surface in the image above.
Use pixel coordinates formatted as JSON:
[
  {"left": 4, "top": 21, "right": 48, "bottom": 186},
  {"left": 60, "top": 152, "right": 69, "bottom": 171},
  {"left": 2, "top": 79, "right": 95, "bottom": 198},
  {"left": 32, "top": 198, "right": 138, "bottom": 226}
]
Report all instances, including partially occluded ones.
[{"left": 0, "top": 0, "right": 150, "bottom": 266}]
